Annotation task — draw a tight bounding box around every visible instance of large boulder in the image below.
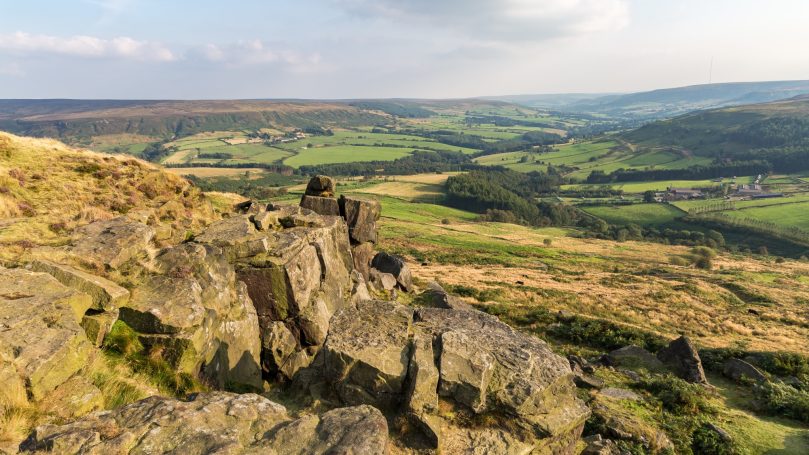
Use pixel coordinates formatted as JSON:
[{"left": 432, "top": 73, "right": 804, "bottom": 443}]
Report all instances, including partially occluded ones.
[
  {"left": 0, "top": 267, "right": 93, "bottom": 400},
  {"left": 300, "top": 194, "right": 340, "bottom": 217},
  {"left": 371, "top": 251, "right": 413, "bottom": 292},
  {"left": 120, "top": 243, "right": 262, "bottom": 391},
  {"left": 197, "top": 206, "right": 354, "bottom": 381},
  {"left": 723, "top": 358, "right": 768, "bottom": 383},
  {"left": 423, "top": 281, "right": 472, "bottom": 311},
  {"left": 606, "top": 345, "right": 664, "bottom": 371},
  {"left": 656, "top": 336, "right": 708, "bottom": 384},
  {"left": 23, "top": 392, "right": 388, "bottom": 454},
  {"left": 323, "top": 300, "right": 414, "bottom": 409},
  {"left": 305, "top": 175, "right": 335, "bottom": 197},
  {"left": 317, "top": 299, "right": 589, "bottom": 452},
  {"left": 69, "top": 217, "right": 155, "bottom": 269},
  {"left": 339, "top": 195, "right": 381, "bottom": 244}
]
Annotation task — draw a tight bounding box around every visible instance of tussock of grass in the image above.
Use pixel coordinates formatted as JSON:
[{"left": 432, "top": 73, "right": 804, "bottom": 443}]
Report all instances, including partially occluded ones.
[
  {"left": 0, "top": 379, "right": 34, "bottom": 446},
  {"left": 102, "top": 321, "right": 206, "bottom": 397}
]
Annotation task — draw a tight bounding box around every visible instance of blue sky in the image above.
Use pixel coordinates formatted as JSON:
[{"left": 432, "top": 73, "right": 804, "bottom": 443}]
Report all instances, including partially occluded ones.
[{"left": 1, "top": 0, "right": 808, "bottom": 99}]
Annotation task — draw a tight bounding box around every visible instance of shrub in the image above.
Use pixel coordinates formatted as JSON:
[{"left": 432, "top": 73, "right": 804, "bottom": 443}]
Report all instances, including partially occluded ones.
[
  {"left": 754, "top": 381, "right": 809, "bottom": 423},
  {"left": 670, "top": 256, "right": 690, "bottom": 266},
  {"left": 543, "top": 238, "right": 552, "bottom": 246},
  {"left": 639, "top": 374, "right": 711, "bottom": 414},
  {"left": 691, "top": 423, "right": 737, "bottom": 455}
]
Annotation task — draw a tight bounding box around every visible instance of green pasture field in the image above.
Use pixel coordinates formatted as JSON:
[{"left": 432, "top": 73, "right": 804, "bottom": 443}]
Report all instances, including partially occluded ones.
[
  {"left": 722, "top": 200, "right": 809, "bottom": 230},
  {"left": 563, "top": 177, "right": 755, "bottom": 194},
  {"left": 282, "top": 145, "right": 414, "bottom": 168},
  {"left": 582, "top": 203, "right": 686, "bottom": 226}
]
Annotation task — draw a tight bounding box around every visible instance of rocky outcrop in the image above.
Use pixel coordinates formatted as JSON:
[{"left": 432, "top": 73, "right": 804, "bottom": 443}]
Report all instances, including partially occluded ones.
[
  {"left": 656, "top": 336, "right": 708, "bottom": 385},
  {"left": 121, "top": 242, "right": 263, "bottom": 391},
  {"left": 317, "top": 299, "right": 589, "bottom": 452},
  {"left": 23, "top": 392, "right": 388, "bottom": 454},
  {"left": 197, "top": 204, "right": 353, "bottom": 381},
  {"left": 0, "top": 267, "right": 93, "bottom": 400},
  {"left": 723, "top": 358, "right": 767, "bottom": 383}
]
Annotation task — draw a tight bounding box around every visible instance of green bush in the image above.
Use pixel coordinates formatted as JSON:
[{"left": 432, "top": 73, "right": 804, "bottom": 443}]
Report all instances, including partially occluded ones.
[
  {"left": 638, "top": 374, "right": 711, "bottom": 414},
  {"left": 691, "top": 423, "right": 737, "bottom": 455},
  {"left": 546, "top": 317, "right": 667, "bottom": 351},
  {"left": 754, "top": 381, "right": 809, "bottom": 423}
]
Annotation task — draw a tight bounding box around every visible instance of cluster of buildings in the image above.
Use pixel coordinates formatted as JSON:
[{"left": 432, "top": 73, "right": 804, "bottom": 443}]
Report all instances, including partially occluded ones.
[{"left": 655, "top": 175, "right": 783, "bottom": 202}]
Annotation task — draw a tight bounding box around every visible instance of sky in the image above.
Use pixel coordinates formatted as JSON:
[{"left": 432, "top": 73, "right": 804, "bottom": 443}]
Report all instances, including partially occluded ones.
[{"left": 1, "top": 0, "right": 808, "bottom": 99}]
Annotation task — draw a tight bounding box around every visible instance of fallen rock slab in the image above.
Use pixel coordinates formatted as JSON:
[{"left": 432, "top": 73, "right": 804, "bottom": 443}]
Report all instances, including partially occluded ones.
[
  {"left": 371, "top": 252, "right": 413, "bottom": 292},
  {"left": 69, "top": 217, "right": 155, "bottom": 269},
  {"left": 31, "top": 259, "right": 129, "bottom": 311}
]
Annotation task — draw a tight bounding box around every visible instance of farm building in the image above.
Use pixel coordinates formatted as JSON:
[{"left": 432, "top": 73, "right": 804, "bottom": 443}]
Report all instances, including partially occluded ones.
[{"left": 665, "top": 188, "right": 704, "bottom": 201}]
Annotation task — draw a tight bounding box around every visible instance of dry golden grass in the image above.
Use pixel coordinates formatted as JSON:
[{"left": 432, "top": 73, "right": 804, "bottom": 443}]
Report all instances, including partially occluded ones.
[
  {"left": 0, "top": 131, "right": 218, "bottom": 263},
  {"left": 383, "top": 216, "right": 809, "bottom": 353},
  {"left": 354, "top": 181, "right": 444, "bottom": 201}
]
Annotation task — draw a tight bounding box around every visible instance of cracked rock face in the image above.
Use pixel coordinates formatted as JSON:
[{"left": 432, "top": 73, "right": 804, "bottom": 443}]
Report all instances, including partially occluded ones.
[
  {"left": 23, "top": 392, "right": 388, "bottom": 455},
  {"left": 120, "top": 243, "right": 263, "bottom": 391},
  {"left": 319, "top": 299, "right": 589, "bottom": 453},
  {"left": 196, "top": 205, "right": 353, "bottom": 381},
  {"left": 0, "top": 267, "right": 93, "bottom": 401}
]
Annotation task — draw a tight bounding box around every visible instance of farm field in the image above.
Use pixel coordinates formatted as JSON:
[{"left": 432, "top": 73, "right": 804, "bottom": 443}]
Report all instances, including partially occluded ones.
[
  {"left": 282, "top": 145, "right": 414, "bottom": 167},
  {"left": 723, "top": 200, "right": 809, "bottom": 230},
  {"left": 562, "top": 177, "right": 756, "bottom": 194},
  {"left": 164, "top": 167, "right": 270, "bottom": 178},
  {"left": 582, "top": 203, "right": 685, "bottom": 226}
]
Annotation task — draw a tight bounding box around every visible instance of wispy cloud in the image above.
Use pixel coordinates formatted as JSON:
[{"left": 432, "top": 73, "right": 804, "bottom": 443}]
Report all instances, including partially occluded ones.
[
  {"left": 331, "top": 0, "right": 630, "bottom": 43},
  {"left": 193, "top": 40, "right": 322, "bottom": 69},
  {"left": 0, "top": 32, "right": 176, "bottom": 62}
]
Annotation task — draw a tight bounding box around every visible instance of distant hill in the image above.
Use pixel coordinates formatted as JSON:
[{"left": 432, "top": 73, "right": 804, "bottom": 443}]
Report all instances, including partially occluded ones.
[
  {"left": 624, "top": 95, "right": 809, "bottom": 157},
  {"left": 0, "top": 99, "right": 391, "bottom": 140},
  {"left": 490, "top": 80, "right": 809, "bottom": 119}
]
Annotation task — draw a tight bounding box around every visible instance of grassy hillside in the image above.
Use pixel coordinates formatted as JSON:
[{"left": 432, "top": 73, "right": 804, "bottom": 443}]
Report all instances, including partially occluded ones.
[
  {"left": 625, "top": 95, "right": 809, "bottom": 157},
  {"left": 0, "top": 132, "right": 218, "bottom": 263}
]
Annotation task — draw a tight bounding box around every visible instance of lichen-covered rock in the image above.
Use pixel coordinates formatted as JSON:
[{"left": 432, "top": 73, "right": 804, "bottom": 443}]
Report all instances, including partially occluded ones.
[
  {"left": 120, "top": 243, "right": 262, "bottom": 391},
  {"left": 0, "top": 267, "right": 93, "bottom": 400},
  {"left": 39, "top": 376, "right": 104, "bottom": 420},
  {"left": 80, "top": 309, "right": 119, "bottom": 347},
  {"left": 324, "top": 300, "right": 414, "bottom": 409},
  {"left": 300, "top": 194, "right": 340, "bottom": 216},
  {"left": 24, "top": 392, "right": 388, "bottom": 454},
  {"left": 339, "top": 195, "right": 381, "bottom": 244},
  {"left": 31, "top": 259, "right": 129, "bottom": 311},
  {"left": 69, "top": 217, "right": 155, "bottom": 269},
  {"left": 371, "top": 252, "right": 413, "bottom": 292},
  {"left": 318, "top": 299, "right": 588, "bottom": 452},
  {"left": 657, "top": 336, "right": 708, "bottom": 384}
]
